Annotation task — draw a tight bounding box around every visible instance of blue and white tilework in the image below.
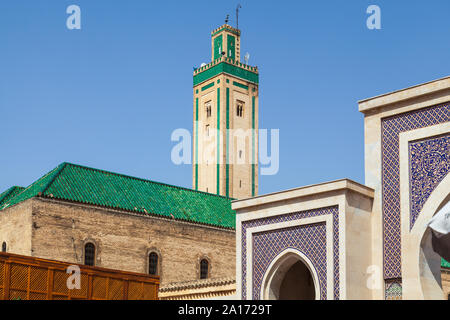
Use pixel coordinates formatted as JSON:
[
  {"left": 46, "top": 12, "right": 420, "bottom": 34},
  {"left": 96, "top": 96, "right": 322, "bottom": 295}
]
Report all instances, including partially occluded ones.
[
  {"left": 385, "top": 278, "right": 402, "bottom": 300},
  {"left": 252, "top": 222, "right": 327, "bottom": 299},
  {"left": 241, "top": 206, "right": 339, "bottom": 300},
  {"left": 409, "top": 134, "right": 450, "bottom": 229},
  {"left": 381, "top": 102, "right": 449, "bottom": 281}
]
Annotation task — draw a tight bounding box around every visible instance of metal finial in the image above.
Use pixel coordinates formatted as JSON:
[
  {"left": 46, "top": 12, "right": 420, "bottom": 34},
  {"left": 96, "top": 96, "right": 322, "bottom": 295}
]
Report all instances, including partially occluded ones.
[
  {"left": 225, "top": 14, "right": 230, "bottom": 24},
  {"left": 236, "top": 4, "right": 242, "bottom": 30}
]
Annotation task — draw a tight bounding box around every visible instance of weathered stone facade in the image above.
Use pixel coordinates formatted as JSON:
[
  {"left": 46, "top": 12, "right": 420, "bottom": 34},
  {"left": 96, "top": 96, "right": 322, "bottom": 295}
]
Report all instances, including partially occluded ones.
[
  {"left": 0, "top": 197, "right": 235, "bottom": 286},
  {"left": 0, "top": 200, "right": 33, "bottom": 256}
]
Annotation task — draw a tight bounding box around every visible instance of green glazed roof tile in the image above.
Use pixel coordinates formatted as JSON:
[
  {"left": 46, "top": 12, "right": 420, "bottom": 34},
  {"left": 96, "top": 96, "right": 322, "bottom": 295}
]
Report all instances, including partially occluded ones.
[
  {"left": 0, "top": 186, "right": 25, "bottom": 207},
  {"left": 0, "top": 163, "right": 65, "bottom": 211},
  {"left": 443, "top": 258, "right": 450, "bottom": 269},
  {"left": 0, "top": 163, "right": 235, "bottom": 229}
]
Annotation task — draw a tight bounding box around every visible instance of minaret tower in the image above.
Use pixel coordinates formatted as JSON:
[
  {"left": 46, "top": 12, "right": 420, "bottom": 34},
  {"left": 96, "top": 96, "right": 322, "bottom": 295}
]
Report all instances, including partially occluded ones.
[{"left": 192, "top": 24, "right": 259, "bottom": 199}]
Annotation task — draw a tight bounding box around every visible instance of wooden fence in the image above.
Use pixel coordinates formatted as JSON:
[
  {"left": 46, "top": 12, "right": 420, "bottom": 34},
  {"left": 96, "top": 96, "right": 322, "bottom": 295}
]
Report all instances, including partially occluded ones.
[{"left": 0, "top": 252, "right": 159, "bottom": 300}]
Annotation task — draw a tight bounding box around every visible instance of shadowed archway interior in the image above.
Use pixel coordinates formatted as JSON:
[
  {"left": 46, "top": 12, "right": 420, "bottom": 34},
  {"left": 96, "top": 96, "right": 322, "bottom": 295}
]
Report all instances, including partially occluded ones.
[
  {"left": 278, "top": 260, "right": 315, "bottom": 300},
  {"left": 263, "top": 251, "right": 318, "bottom": 300}
]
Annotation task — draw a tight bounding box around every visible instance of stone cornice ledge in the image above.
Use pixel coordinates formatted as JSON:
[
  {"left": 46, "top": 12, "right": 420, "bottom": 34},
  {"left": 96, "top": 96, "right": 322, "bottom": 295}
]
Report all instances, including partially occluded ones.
[
  {"left": 232, "top": 179, "right": 374, "bottom": 211},
  {"left": 358, "top": 76, "right": 450, "bottom": 114}
]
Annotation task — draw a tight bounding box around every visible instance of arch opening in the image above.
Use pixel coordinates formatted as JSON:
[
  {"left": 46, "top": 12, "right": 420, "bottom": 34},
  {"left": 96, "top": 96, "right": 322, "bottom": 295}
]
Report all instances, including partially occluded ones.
[
  {"left": 278, "top": 261, "right": 315, "bottom": 300},
  {"left": 261, "top": 250, "right": 319, "bottom": 300}
]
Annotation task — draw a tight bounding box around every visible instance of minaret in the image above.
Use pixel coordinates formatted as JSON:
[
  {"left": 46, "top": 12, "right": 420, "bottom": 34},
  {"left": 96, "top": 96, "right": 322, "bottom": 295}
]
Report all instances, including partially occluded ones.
[{"left": 192, "top": 24, "right": 259, "bottom": 199}]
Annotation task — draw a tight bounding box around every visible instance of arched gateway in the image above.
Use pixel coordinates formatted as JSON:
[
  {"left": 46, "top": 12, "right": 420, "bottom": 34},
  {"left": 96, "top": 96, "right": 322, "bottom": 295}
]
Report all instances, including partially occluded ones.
[
  {"left": 234, "top": 77, "right": 450, "bottom": 300},
  {"left": 261, "top": 249, "right": 319, "bottom": 300}
]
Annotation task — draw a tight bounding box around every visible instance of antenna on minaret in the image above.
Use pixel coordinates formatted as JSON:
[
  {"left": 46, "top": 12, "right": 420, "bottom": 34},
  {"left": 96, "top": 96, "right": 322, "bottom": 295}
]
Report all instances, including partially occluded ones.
[
  {"left": 225, "top": 14, "right": 230, "bottom": 24},
  {"left": 236, "top": 4, "right": 242, "bottom": 29},
  {"left": 244, "top": 52, "right": 250, "bottom": 65}
]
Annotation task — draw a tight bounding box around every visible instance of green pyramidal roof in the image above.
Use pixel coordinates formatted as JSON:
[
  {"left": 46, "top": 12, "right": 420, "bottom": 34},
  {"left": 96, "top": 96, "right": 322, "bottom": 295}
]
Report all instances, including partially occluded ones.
[
  {"left": 0, "top": 186, "right": 25, "bottom": 207},
  {"left": 0, "top": 163, "right": 235, "bottom": 229}
]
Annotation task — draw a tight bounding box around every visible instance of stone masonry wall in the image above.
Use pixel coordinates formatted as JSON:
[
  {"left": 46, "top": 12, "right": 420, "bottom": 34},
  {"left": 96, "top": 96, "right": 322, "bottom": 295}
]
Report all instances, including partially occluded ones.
[
  {"left": 29, "top": 198, "right": 235, "bottom": 285},
  {"left": 0, "top": 201, "right": 33, "bottom": 256}
]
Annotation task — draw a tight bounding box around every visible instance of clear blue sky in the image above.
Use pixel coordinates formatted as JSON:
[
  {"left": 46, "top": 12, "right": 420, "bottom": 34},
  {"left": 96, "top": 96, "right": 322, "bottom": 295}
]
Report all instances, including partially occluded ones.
[{"left": 1, "top": 0, "right": 449, "bottom": 195}]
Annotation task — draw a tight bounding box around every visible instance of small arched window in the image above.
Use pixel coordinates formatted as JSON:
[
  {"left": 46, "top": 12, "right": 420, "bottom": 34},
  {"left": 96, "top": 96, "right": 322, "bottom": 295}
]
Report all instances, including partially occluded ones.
[
  {"left": 205, "top": 102, "right": 212, "bottom": 118},
  {"left": 1, "top": 242, "right": 6, "bottom": 253},
  {"left": 200, "top": 259, "right": 209, "bottom": 279},
  {"left": 236, "top": 103, "right": 244, "bottom": 117},
  {"left": 149, "top": 252, "right": 159, "bottom": 275},
  {"left": 84, "top": 243, "right": 95, "bottom": 266}
]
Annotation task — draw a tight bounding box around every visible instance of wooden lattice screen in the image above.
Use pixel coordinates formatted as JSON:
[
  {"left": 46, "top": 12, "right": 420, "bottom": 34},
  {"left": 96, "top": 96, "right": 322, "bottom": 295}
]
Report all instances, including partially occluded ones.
[{"left": 0, "top": 252, "right": 159, "bottom": 300}]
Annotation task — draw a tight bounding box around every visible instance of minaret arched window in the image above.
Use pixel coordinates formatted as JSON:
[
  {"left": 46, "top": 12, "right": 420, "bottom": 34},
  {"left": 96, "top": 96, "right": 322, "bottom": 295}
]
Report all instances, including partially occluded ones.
[
  {"left": 200, "top": 259, "right": 209, "bottom": 279},
  {"left": 205, "top": 101, "right": 212, "bottom": 118},
  {"left": 236, "top": 102, "right": 244, "bottom": 117},
  {"left": 149, "top": 252, "right": 159, "bottom": 275},
  {"left": 84, "top": 243, "right": 95, "bottom": 266},
  {"left": 1, "top": 242, "right": 6, "bottom": 253}
]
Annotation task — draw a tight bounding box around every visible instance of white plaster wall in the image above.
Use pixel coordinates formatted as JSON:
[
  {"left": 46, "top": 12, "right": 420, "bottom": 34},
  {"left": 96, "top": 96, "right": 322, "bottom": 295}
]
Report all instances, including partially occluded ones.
[{"left": 344, "top": 191, "right": 374, "bottom": 299}]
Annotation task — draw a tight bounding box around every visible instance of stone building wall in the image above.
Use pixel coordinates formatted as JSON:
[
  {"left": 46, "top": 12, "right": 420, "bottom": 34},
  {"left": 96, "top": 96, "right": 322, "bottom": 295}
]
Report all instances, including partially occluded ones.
[
  {"left": 3, "top": 197, "right": 235, "bottom": 286},
  {"left": 0, "top": 200, "right": 33, "bottom": 256}
]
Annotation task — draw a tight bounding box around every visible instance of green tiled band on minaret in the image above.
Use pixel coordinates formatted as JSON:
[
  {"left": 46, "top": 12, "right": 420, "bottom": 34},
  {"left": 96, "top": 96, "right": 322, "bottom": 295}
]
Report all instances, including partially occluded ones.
[
  {"left": 201, "top": 82, "right": 215, "bottom": 91},
  {"left": 227, "top": 35, "right": 235, "bottom": 60},
  {"left": 211, "top": 26, "right": 240, "bottom": 37},
  {"left": 213, "top": 35, "right": 223, "bottom": 60},
  {"left": 217, "top": 88, "right": 220, "bottom": 195},
  {"left": 195, "top": 98, "right": 199, "bottom": 190},
  {"left": 194, "top": 62, "right": 258, "bottom": 87},
  {"left": 233, "top": 81, "right": 248, "bottom": 90},
  {"left": 226, "top": 87, "right": 230, "bottom": 198}
]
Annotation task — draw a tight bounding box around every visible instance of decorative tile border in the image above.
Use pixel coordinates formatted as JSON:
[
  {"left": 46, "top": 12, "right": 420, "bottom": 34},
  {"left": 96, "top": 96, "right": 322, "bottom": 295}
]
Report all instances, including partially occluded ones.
[
  {"left": 409, "top": 134, "right": 450, "bottom": 229},
  {"left": 241, "top": 206, "right": 339, "bottom": 300},
  {"left": 385, "top": 278, "right": 402, "bottom": 300},
  {"left": 252, "top": 223, "right": 327, "bottom": 299},
  {"left": 381, "top": 102, "right": 449, "bottom": 279}
]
